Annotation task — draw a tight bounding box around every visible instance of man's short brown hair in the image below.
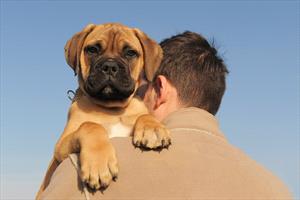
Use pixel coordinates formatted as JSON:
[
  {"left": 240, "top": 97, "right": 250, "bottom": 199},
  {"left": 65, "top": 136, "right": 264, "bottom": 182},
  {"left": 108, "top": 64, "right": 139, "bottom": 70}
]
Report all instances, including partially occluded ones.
[{"left": 155, "top": 31, "right": 228, "bottom": 115}]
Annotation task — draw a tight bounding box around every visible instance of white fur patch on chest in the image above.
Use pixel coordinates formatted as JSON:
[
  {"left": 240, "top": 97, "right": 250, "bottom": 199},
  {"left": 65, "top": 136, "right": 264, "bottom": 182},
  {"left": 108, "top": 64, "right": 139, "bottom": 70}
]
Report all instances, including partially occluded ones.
[{"left": 107, "top": 122, "right": 133, "bottom": 138}]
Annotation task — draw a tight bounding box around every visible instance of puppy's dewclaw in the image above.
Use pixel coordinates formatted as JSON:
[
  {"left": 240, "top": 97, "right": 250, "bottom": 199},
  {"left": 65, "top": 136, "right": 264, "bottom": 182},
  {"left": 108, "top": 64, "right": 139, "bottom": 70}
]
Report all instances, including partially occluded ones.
[{"left": 133, "top": 114, "right": 171, "bottom": 149}]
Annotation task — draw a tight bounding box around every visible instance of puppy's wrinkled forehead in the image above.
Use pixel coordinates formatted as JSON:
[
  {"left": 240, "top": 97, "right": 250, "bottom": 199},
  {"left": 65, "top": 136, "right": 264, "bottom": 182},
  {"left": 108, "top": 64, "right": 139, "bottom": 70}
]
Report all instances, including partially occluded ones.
[{"left": 85, "top": 24, "right": 142, "bottom": 54}]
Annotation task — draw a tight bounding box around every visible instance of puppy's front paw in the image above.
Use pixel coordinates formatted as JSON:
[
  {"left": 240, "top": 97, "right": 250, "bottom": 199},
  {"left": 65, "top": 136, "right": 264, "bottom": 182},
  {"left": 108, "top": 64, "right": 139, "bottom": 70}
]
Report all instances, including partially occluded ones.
[
  {"left": 79, "top": 142, "right": 118, "bottom": 190},
  {"left": 133, "top": 114, "right": 171, "bottom": 149}
]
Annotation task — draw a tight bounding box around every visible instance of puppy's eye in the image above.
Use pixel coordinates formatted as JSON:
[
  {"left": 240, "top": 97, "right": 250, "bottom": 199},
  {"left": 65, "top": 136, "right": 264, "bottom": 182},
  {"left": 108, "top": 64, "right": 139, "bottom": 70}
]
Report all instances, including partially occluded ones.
[
  {"left": 125, "top": 49, "right": 138, "bottom": 58},
  {"left": 85, "top": 44, "right": 101, "bottom": 55}
]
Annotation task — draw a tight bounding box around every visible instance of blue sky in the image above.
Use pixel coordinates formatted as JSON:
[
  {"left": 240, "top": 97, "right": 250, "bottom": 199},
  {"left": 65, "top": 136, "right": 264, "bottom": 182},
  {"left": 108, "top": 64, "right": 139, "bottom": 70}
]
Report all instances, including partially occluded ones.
[{"left": 1, "top": 1, "right": 299, "bottom": 199}]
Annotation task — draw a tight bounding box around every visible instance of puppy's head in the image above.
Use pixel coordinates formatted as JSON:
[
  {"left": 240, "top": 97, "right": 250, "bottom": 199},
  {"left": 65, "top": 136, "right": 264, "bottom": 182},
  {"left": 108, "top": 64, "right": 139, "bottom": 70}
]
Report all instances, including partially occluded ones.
[{"left": 64, "top": 23, "right": 162, "bottom": 108}]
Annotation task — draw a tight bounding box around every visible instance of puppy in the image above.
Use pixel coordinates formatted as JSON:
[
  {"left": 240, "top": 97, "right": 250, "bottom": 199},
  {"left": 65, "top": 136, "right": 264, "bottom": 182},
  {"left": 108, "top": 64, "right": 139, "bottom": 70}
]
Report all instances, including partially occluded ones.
[{"left": 36, "top": 23, "right": 171, "bottom": 199}]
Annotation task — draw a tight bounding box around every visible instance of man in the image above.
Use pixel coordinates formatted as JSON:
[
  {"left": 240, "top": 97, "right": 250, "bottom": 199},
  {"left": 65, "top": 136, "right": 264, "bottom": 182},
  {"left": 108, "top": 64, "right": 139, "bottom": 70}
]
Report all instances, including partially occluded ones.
[{"left": 39, "top": 31, "right": 292, "bottom": 199}]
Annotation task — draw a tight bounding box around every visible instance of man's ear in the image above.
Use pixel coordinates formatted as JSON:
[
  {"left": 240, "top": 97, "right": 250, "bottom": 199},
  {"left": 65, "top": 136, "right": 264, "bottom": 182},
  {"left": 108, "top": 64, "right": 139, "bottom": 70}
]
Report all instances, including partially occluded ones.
[
  {"left": 64, "top": 24, "right": 96, "bottom": 75},
  {"left": 154, "top": 75, "right": 169, "bottom": 108},
  {"left": 134, "top": 28, "right": 163, "bottom": 81}
]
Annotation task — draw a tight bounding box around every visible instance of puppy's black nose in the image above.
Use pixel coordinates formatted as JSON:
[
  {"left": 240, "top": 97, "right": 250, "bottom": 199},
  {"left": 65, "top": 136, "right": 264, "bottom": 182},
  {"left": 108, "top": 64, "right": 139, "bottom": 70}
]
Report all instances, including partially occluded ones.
[{"left": 101, "top": 61, "right": 119, "bottom": 76}]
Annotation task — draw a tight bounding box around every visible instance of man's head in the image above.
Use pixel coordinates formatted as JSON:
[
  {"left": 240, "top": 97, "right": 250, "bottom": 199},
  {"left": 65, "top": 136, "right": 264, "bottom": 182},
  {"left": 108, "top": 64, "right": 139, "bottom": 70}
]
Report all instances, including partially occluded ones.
[{"left": 144, "top": 31, "right": 228, "bottom": 121}]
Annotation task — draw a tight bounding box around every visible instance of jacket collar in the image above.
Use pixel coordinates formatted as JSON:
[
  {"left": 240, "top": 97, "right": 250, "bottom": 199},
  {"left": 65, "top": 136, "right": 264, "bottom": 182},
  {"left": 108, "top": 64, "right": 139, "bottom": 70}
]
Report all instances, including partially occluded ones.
[{"left": 162, "top": 107, "right": 226, "bottom": 140}]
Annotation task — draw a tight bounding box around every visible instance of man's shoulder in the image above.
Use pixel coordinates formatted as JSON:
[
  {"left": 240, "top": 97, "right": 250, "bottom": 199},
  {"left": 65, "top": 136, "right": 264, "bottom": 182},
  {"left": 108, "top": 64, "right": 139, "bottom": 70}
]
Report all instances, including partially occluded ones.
[
  {"left": 115, "top": 130, "right": 292, "bottom": 197},
  {"left": 110, "top": 131, "right": 291, "bottom": 199},
  {"left": 41, "top": 132, "right": 292, "bottom": 199}
]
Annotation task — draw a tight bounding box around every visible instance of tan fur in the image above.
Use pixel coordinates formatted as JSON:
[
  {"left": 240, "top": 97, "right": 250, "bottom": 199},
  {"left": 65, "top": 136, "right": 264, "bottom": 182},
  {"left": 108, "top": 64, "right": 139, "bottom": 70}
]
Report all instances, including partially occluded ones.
[{"left": 36, "top": 23, "right": 170, "bottom": 199}]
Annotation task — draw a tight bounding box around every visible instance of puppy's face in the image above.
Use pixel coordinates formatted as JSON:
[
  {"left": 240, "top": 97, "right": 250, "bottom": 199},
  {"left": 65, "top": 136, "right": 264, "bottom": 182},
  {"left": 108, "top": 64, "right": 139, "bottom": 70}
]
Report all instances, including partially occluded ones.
[{"left": 65, "top": 23, "right": 162, "bottom": 108}]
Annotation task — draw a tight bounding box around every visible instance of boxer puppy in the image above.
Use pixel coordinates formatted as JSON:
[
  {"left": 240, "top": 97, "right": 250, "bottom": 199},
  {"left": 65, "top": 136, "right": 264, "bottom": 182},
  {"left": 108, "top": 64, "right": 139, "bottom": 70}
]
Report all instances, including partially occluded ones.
[{"left": 36, "top": 23, "right": 171, "bottom": 199}]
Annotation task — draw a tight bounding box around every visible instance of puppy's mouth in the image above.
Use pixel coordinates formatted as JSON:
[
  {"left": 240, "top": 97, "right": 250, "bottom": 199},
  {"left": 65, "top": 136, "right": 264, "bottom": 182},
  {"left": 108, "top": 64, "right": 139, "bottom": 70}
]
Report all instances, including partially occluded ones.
[{"left": 85, "top": 77, "right": 135, "bottom": 102}]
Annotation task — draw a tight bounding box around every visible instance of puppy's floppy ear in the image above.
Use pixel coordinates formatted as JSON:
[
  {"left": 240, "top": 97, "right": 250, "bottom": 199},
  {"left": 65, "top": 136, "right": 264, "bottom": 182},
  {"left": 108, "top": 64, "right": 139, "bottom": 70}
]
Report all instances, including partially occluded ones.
[
  {"left": 134, "top": 29, "right": 163, "bottom": 81},
  {"left": 64, "top": 24, "right": 96, "bottom": 75}
]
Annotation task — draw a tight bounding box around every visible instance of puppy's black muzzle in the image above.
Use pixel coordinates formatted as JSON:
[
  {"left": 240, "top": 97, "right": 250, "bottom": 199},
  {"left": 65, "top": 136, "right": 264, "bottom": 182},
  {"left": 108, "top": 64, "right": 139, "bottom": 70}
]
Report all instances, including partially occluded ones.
[
  {"left": 97, "top": 60, "right": 119, "bottom": 77},
  {"left": 85, "top": 58, "right": 135, "bottom": 102}
]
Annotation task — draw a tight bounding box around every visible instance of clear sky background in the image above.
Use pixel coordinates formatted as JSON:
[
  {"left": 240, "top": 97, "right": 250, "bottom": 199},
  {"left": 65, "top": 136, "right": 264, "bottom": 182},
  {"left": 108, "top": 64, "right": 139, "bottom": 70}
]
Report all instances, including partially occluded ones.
[{"left": 0, "top": 1, "right": 299, "bottom": 199}]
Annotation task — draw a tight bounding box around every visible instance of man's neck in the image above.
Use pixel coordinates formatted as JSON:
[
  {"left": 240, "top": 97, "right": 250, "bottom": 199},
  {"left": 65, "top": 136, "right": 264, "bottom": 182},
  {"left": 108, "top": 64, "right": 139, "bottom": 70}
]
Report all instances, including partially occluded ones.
[{"left": 154, "top": 98, "right": 183, "bottom": 122}]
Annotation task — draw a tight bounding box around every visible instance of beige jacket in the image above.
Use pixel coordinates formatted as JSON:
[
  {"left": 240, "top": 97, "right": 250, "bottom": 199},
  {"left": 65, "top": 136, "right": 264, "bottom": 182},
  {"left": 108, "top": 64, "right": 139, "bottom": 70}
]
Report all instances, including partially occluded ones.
[{"left": 40, "top": 107, "right": 292, "bottom": 199}]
